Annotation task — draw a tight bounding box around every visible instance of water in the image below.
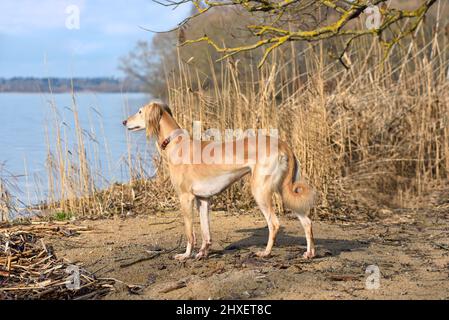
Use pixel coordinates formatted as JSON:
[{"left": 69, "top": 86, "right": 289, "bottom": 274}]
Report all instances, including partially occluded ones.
[{"left": 0, "top": 92, "right": 154, "bottom": 208}]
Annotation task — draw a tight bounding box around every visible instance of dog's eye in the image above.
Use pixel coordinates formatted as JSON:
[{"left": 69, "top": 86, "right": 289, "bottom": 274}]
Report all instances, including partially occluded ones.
[{"left": 139, "top": 110, "right": 142, "bottom": 114}]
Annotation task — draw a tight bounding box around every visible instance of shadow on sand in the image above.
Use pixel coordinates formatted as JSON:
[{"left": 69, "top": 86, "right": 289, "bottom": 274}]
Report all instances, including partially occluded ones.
[{"left": 223, "top": 227, "right": 369, "bottom": 257}]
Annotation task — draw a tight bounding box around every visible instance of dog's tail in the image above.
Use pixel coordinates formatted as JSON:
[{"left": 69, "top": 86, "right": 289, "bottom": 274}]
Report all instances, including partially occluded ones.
[{"left": 279, "top": 144, "right": 315, "bottom": 215}]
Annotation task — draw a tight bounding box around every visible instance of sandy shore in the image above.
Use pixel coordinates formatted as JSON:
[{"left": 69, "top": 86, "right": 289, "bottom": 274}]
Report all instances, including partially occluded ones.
[{"left": 33, "top": 208, "right": 449, "bottom": 300}]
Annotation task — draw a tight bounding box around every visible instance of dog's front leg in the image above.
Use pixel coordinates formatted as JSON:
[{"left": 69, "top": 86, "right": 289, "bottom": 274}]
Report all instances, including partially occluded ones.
[
  {"left": 175, "top": 193, "right": 196, "bottom": 261},
  {"left": 196, "top": 198, "right": 211, "bottom": 260}
]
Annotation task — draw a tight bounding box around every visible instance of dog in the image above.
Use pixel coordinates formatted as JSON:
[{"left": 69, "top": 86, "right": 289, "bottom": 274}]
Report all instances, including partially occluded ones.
[{"left": 123, "top": 101, "right": 316, "bottom": 260}]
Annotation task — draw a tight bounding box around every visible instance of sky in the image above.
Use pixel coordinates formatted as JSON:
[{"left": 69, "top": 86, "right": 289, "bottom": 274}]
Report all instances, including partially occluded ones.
[{"left": 0, "top": 0, "right": 191, "bottom": 78}]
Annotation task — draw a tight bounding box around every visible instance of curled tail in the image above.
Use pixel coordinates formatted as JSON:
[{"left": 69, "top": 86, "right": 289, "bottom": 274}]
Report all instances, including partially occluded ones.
[{"left": 279, "top": 145, "right": 315, "bottom": 215}]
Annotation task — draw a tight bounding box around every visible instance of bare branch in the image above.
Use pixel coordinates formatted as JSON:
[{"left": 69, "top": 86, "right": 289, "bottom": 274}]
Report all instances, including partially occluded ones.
[{"left": 157, "top": 0, "right": 439, "bottom": 67}]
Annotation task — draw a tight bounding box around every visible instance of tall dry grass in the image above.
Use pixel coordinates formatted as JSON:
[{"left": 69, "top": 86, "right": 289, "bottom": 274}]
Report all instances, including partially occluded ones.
[
  {"left": 25, "top": 19, "right": 448, "bottom": 221},
  {"left": 0, "top": 180, "right": 11, "bottom": 221},
  {"left": 40, "top": 89, "right": 172, "bottom": 218},
  {"left": 165, "top": 23, "right": 449, "bottom": 218},
  {"left": 0, "top": 166, "right": 22, "bottom": 221}
]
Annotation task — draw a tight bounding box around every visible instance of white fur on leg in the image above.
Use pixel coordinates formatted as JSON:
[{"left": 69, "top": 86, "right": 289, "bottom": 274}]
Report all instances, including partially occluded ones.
[
  {"left": 255, "top": 250, "right": 271, "bottom": 258},
  {"left": 297, "top": 213, "right": 316, "bottom": 259},
  {"left": 175, "top": 241, "right": 193, "bottom": 261},
  {"left": 196, "top": 199, "right": 212, "bottom": 259}
]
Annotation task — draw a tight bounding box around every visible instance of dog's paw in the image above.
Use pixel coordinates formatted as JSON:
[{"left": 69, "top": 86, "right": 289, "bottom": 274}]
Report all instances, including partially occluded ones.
[
  {"left": 303, "top": 250, "right": 315, "bottom": 259},
  {"left": 255, "top": 251, "right": 271, "bottom": 258},
  {"left": 195, "top": 250, "right": 209, "bottom": 260},
  {"left": 174, "top": 253, "right": 191, "bottom": 261}
]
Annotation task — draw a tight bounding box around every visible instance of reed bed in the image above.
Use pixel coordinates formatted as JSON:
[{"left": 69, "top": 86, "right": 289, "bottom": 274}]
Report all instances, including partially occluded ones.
[
  {"left": 1, "top": 166, "right": 23, "bottom": 221},
  {"left": 166, "top": 26, "right": 449, "bottom": 218},
  {"left": 15, "top": 21, "right": 448, "bottom": 221},
  {"left": 0, "top": 180, "right": 10, "bottom": 221}
]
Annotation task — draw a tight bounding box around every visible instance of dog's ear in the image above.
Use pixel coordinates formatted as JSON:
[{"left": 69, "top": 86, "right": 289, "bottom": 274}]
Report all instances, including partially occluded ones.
[
  {"left": 144, "top": 103, "right": 163, "bottom": 137},
  {"left": 162, "top": 104, "right": 173, "bottom": 117}
]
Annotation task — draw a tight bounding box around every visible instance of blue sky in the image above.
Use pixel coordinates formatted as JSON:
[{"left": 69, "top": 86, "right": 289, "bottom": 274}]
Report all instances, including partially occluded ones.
[{"left": 0, "top": 0, "right": 191, "bottom": 78}]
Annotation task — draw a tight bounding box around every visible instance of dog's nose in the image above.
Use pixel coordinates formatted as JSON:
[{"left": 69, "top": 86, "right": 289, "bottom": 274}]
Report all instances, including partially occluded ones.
[{"left": 122, "top": 120, "right": 127, "bottom": 126}]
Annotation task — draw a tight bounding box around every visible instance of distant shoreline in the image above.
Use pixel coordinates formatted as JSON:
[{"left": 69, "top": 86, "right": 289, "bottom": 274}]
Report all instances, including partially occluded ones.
[
  {"left": 0, "top": 77, "right": 146, "bottom": 93},
  {"left": 0, "top": 91, "right": 147, "bottom": 94}
]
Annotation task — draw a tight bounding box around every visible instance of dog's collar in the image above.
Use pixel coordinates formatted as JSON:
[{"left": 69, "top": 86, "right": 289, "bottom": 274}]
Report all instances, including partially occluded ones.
[
  {"left": 160, "top": 137, "right": 171, "bottom": 150},
  {"left": 160, "top": 129, "right": 184, "bottom": 150}
]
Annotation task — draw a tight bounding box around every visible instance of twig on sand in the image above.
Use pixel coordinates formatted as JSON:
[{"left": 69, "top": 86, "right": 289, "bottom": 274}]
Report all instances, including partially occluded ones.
[
  {"left": 119, "top": 236, "right": 183, "bottom": 269},
  {"left": 119, "top": 252, "right": 161, "bottom": 268},
  {"left": 159, "top": 280, "right": 187, "bottom": 294},
  {"left": 327, "top": 274, "right": 361, "bottom": 282},
  {"left": 147, "top": 219, "right": 178, "bottom": 226}
]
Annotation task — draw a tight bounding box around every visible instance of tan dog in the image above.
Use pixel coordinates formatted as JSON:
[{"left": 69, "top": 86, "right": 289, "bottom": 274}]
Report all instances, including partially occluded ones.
[{"left": 123, "top": 101, "right": 316, "bottom": 260}]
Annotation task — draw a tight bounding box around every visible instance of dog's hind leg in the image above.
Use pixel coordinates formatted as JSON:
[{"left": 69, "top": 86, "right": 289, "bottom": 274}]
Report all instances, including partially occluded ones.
[
  {"left": 195, "top": 198, "right": 211, "bottom": 260},
  {"left": 297, "top": 213, "right": 315, "bottom": 259},
  {"left": 251, "top": 178, "right": 280, "bottom": 258},
  {"left": 175, "top": 193, "right": 196, "bottom": 261}
]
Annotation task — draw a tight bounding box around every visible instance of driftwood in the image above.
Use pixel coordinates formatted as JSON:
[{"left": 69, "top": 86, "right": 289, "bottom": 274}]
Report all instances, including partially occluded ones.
[{"left": 0, "top": 227, "right": 123, "bottom": 300}]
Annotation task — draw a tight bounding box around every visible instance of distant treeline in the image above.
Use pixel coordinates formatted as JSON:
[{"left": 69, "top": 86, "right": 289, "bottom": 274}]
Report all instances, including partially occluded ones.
[{"left": 0, "top": 77, "right": 145, "bottom": 93}]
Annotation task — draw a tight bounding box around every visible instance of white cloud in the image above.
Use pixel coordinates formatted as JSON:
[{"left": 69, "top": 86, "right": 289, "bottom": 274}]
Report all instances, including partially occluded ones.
[
  {"left": 0, "top": 0, "right": 190, "bottom": 37},
  {"left": 0, "top": 0, "right": 192, "bottom": 77},
  {"left": 0, "top": 0, "right": 85, "bottom": 34}
]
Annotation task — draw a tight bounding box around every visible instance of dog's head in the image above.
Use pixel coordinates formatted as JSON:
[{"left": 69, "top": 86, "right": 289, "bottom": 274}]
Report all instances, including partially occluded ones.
[{"left": 123, "top": 101, "right": 173, "bottom": 137}]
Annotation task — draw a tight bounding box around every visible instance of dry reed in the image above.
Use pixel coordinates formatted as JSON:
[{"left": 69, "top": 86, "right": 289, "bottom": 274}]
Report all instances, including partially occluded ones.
[{"left": 29, "top": 20, "right": 449, "bottom": 221}]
